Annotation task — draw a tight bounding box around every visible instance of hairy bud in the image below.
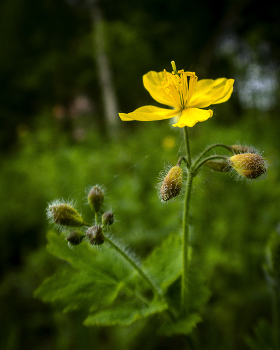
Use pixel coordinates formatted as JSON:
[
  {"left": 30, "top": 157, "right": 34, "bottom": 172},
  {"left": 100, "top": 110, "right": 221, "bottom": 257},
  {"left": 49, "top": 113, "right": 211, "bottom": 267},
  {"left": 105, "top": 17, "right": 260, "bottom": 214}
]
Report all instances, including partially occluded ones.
[
  {"left": 86, "top": 225, "right": 105, "bottom": 245},
  {"left": 229, "top": 153, "right": 267, "bottom": 179},
  {"left": 88, "top": 186, "right": 104, "bottom": 213},
  {"left": 160, "top": 165, "right": 183, "bottom": 201},
  {"left": 230, "top": 145, "right": 256, "bottom": 154},
  {"left": 102, "top": 212, "right": 114, "bottom": 226},
  {"left": 66, "top": 230, "right": 85, "bottom": 246},
  {"left": 47, "top": 202, "right": 85, "bottom": 227},
  {"left": 204, "top": 159, "right": 230, "bottom": 172}
]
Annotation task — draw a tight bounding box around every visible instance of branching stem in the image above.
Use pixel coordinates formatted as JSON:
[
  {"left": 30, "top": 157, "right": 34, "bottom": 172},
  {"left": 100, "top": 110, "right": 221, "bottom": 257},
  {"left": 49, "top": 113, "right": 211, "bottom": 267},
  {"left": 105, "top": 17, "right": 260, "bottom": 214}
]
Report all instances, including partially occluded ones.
[
  {"left": 192, "top": 143, "right": 233, "bottom": 169},
  {"left": 194, "top": 155, "right": 229, "bottom": 173}
]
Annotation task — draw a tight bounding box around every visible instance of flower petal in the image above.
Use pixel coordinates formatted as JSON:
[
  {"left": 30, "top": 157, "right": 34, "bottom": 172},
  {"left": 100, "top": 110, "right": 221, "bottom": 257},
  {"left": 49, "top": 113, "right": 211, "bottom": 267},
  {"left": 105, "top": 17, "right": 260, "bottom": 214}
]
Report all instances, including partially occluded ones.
[
  {"left": 143, "top": 71, "right": 176, "bottom": 107},
  {"left": 188, "top": 78, "right": 234, "bottom": 108},
  {"left": 119, "top": 105, "right": 179, "bottom": 122},
  {"left": 172, "top": 108, "right": 213, "bottom": 128}
]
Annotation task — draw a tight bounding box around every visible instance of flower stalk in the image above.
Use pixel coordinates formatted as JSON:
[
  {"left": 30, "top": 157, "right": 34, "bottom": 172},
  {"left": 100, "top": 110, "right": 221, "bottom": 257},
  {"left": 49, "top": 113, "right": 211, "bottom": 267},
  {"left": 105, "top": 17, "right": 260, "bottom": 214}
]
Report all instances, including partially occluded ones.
[
  {"left": 192, "top": 143, "right": 233, "bottom": 169},
  {"left": 181, "top": 166, "right": 194, "bottom": 313},
  {"left": 104, "top": 234, "right": 162, "bottom": 298},
  {"left": 194, "top": 155, "right": 229, "bottom": 173},
  {"left": 180, "top": 130, "right": 231, "bottom": 313},
  {"left": 184, "top": 127, "right": 192, "bottom": 168}
]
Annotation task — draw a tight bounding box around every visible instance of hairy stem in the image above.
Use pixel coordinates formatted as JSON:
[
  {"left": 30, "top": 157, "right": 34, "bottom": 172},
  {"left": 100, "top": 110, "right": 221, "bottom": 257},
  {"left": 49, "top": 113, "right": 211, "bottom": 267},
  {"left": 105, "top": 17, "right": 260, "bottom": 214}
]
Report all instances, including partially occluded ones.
[
  {"left": 95, "top": 212, "right": 99, "bottom": 225},
  {"left": 194, "top": 155, "right": 229, "bottom": 173},
  {"left": 181, "top": 127, "right": 195, "bottom": 313},
  {"left": 193, "top": 143, "right": 233, "bottom": 169},
  {"left": 184, "top": 127, "right": 192, "bottom": 169},
  {"left": 104, "top": 235, "right": 162, "bottom": 297},
  {"left": 181, "top": 169, "right": 194, "bottom": 313}
]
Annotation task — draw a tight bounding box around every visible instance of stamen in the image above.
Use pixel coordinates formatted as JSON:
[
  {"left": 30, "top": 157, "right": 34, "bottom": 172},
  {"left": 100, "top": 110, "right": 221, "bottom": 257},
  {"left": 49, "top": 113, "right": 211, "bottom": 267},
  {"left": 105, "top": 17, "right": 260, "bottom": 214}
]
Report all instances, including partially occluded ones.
[
  {"left": 171, "top": 61, "right": 178, "bottom": 75},
  {"left": 161, "top": 66, "right": 198, "bottom": 109}
]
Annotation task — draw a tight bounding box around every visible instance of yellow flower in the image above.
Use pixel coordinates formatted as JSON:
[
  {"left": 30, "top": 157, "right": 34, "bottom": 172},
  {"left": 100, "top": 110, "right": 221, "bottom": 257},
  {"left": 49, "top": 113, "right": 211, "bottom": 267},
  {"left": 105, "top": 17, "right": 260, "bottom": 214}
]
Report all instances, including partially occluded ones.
[{"left": 119, "top": 61, "right": 234, "bottom": 128}]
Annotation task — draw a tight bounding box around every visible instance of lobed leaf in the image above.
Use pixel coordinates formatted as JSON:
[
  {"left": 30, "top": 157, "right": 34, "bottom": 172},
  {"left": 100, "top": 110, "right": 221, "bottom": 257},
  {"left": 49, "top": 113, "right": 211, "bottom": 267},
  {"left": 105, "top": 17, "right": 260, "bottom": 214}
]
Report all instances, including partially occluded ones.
[
  {"left": 45, "top": 231, "right": 136, "bottom": 283},
  {"left": 142, "top": 233, "right": 182, "bottom": 291},
  {"left": 34, "top": 268, "right": 122, "bottom": 312},
  {"left": 159, "top": 313, "right": 202, "bottom": 336},
  {"left": 35, "top": 232, "right": 143, "bottom": 315},
  {"left": 84, "top": 298, "right": 168, "bottom": 326}
]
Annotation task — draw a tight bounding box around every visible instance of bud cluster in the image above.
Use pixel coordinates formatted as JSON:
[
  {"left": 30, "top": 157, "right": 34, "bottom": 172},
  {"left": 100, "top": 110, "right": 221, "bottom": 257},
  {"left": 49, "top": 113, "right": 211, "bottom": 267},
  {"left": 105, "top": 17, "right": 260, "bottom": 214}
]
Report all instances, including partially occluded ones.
[{"left": 47, "top": 185, "right": 116, "bottom": 248}]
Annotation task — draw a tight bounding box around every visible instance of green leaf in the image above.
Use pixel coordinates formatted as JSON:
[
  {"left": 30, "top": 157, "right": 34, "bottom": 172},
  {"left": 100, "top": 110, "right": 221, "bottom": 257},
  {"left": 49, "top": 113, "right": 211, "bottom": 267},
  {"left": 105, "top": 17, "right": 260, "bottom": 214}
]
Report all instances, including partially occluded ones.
[
  {"left": 45, "top": 231, "right": 135, "bottom": 283},
  {"left": 35, "top": 232, "right": 143, "bottom": 314},
  {"left": 84, "top": 298, "right": 168, "bottom": 326},
  {"left": 142, "top": 233, "right": 182, "bottom": 291},
  {"left": 159, "top": 313, "right": 202, "bottom": 336},
  {"left": 188, "top": 263, "right": 211, "bottom": 311},
  {"left": 34, "top": 268, "right": 122, "bottom": 313}
]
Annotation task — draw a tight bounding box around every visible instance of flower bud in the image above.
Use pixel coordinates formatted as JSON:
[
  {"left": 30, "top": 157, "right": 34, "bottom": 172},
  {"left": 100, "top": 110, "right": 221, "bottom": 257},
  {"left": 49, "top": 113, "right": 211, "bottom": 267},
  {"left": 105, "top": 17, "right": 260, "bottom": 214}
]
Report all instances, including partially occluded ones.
[
  {"left": 88, "top": 186, "right": 104, "bottom": 213},
  {"left": 102, "top": 212, "right": 114, "bottom": 225},
  {"left": 229, "top": 153, "right": 267, "bottom": 179},
  {"left": 47, "top": 203, "right": 85, "bottom": 227},
  {"left": 204, "top": 159, "right": 230, "bottom": 172},
  {"left": 66, "top": 230, "right": 85, "bottom": 246},
  {"left": 160, "top": 165, "right": 183, "bottom": 201},
  {"left": 230, "top": 145, "right": 256, "bottom": 154},
  {"left": 86, "top": 225, "right": 105, "bottom": 245}
]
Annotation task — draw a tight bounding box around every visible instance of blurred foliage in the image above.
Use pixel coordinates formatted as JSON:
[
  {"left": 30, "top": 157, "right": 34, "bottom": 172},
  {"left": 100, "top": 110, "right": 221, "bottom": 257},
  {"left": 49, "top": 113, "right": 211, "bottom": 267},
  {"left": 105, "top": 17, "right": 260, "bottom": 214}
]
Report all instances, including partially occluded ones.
[{"left": 1, "top": 0, "right": 280, "bottom": 348}]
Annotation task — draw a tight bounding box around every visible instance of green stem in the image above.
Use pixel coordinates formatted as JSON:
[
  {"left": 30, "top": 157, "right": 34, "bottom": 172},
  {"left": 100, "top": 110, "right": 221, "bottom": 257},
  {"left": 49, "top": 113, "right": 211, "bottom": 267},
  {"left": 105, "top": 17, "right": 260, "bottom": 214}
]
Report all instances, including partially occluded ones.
[
  {"left": 184, "top": 127, "right": 192, "bottom": 168},
  {"left": 104, "top": 235, "right": 162, "bottom": 297},
  {"left": 95, "top": 212, "right": 99, "bottom": 225},
  {"left": 181, "top": 126, "right": 195, "bottom": 313},
  {"left": 193, "top": 143, "right": 233, "bottom": 170},
  {"left": 181, "top": 169, "right": 194, "bottom": 313},
  {"left": 177, "top": 156, "right": 187, "bottom": 167},
  {"left": 194, "top": 155, "right": 229, "bottom": 173}
]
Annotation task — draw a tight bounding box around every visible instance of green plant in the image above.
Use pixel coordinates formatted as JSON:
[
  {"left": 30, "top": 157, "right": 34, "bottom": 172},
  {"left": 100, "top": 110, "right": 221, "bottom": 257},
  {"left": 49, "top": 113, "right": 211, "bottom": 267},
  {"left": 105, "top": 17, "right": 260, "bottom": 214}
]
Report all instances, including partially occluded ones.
[{"left": 35, "top": 61, "right": 269, "bottom": 337}]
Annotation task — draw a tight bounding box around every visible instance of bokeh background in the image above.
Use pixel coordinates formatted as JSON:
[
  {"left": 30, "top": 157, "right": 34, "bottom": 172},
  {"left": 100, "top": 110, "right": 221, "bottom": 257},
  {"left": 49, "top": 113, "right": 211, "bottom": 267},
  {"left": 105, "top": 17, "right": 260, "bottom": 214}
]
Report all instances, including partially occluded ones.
[{"left": 1, "top": 0, "right": 280, "bottom": 349}]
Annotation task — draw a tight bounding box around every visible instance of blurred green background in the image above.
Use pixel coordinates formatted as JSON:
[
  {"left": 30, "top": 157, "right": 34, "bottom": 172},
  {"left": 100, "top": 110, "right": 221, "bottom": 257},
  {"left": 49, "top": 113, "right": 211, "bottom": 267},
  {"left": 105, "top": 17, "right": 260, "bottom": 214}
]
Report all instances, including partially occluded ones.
[{"left": 1, "top": 0, "right": 280, "bottom": 349}]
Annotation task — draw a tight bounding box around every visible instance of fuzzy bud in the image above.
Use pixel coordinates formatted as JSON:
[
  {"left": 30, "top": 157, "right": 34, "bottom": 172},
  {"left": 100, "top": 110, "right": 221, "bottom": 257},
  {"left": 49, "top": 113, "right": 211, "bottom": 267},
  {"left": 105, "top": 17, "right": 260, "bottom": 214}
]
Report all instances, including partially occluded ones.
[
  {"left": 230, "top": 145, "right": 256, "bottom": 154},
  {"left": 48, "top": 203, "right": 85, "bottom": 227},
  {"left": 102, "top": 212, "right": 114, "bottom": 225},
  {"left": 86, "top": 225, "right": 105, "bottom": 245},
  {"left": 229, "top": 153, "right": 267, "bottom": 179},
  {"left": 204, "top": 159, "right": 230, "bottom": 172},
  {"left": 66, "top": 230, "right": 85, "bottom": 246},
  {"left": 88, "top": 186, "right": 104, "bottom": 213},
  {"left": 160, "top": 165, "right": 183, "bottom": 201}
]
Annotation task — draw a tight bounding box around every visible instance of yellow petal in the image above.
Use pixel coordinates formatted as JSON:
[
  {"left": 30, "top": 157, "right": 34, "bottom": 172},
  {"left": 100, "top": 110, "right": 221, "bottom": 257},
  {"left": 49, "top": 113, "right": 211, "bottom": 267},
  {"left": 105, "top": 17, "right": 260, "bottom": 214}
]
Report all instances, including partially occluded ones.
[
  {"left": 119, "top": 105, "right": 179, "bottom": 122},
  {"left": 172, "top": 108, "right": 213, "bottom": 128},
  {"left": 143, "top": 71, "right": 176, "bottom": 107},
  {"left": 188, "top": 78, "right": 234, "bottom": 108}
]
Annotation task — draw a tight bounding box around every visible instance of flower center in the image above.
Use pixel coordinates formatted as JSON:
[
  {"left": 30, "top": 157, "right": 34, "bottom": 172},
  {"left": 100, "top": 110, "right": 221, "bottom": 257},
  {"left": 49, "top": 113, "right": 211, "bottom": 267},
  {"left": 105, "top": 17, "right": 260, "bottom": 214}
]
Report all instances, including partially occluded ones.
[{"left": 161, "top": 62, "right": 198, "bottom": 110}]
